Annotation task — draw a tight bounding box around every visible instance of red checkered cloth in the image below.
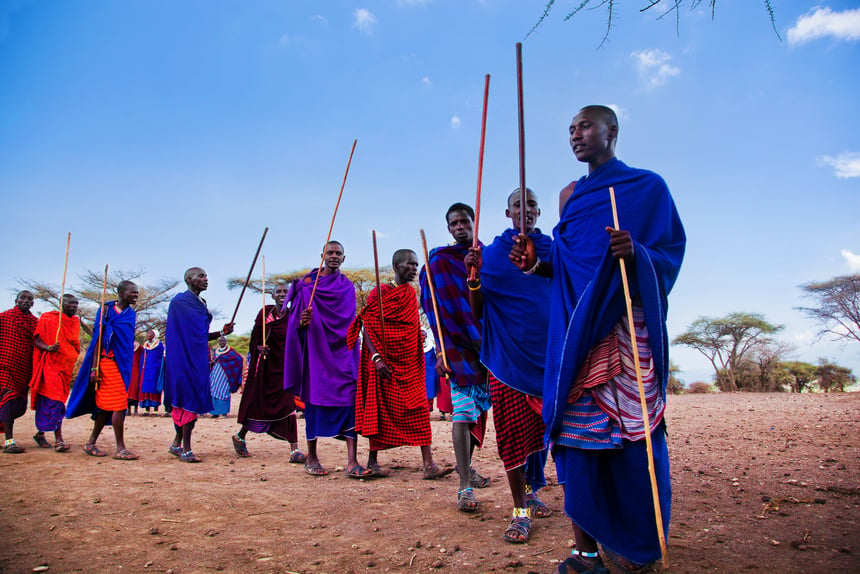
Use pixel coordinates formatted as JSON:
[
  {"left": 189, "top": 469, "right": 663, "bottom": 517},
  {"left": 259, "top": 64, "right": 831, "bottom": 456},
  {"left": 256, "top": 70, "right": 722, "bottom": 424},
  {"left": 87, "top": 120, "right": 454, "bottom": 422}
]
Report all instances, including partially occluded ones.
[
  {"left": 348, "top": 283, "right": 432, "bottom": 450},
  {"left": 0, "top": 307, "right": 38, "bottom": 406},
  {"left": 489, "top": 373, "right": 545, "bottom": 471}
]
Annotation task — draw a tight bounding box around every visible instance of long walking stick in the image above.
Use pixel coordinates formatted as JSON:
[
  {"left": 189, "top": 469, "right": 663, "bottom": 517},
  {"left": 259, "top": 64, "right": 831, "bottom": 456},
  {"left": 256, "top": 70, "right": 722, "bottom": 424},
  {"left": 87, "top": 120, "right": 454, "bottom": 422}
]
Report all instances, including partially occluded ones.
[
  {"left": 93, "top": 264, "right": 109, "bottom": 390},
  {"left": 55, "top": 232, "right": 71, "bottom": 342},
  {"left": 419, "top": 229, "right": 449, "bottom": 372},
  {"left": 469, "top": 74, "right": 490, "bottom": 282},
  {"left": 261, "top": 255, "right": 267, "bottom": 357},
  {"left": 308, "top": 139, "right": 358, "bottom": 310},
  {"left": 515, "top": 43, "right": 527, "bottom": 234},
  {"left": 609, "top": 186, "right": 669, "bottom": 567},
  {"left": 230, "top": 227, "right": 269, "bottom": 325},
  {"left": 371, "top": 230, "right": 387, "bottom": 358}
]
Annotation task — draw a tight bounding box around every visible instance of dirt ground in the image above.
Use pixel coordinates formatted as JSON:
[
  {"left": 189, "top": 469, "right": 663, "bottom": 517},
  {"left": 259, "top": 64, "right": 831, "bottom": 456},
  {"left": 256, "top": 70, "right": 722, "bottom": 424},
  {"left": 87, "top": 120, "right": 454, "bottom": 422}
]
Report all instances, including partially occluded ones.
[{"left": 1, "top": 392, "right": 858, "bottom": 574}]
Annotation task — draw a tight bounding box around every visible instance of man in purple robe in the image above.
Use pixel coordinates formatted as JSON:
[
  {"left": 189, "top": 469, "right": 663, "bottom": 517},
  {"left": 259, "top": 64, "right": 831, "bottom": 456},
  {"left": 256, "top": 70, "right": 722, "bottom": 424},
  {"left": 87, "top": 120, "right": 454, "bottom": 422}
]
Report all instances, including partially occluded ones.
[
  {"left": 164, "top": 267, "right": 233, "bottom": 463},
  {"left": 283, "top": 241, "right": 370, "bottom": 478}
]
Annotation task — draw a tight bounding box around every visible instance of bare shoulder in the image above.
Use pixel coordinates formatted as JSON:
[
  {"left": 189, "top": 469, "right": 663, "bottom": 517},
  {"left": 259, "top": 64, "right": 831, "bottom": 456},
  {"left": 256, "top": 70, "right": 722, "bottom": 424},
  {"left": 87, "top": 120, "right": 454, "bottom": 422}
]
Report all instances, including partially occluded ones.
[{"left": 559, "top": 181, "right": 576, "bottom": 217}]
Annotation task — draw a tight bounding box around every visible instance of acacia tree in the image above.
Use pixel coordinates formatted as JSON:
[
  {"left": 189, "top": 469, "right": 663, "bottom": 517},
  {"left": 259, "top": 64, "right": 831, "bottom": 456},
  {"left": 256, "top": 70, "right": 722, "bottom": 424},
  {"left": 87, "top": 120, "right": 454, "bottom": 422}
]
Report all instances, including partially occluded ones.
[
  {"left": 797, "top": 274, "right": 860, "bottom": 346},
  {"left": 781, "top": 361, "right": 817, "bottom": 394},
  {"left": 19, "top": 269, "right": 178, "bottom": 339},
  {"left": 815, "top": 359, "right": 855, "bottom": 393},
  {"left": 530, "top": 1, "right": 780, "bottom": 45},
  {"left": 672, "top": 312, "right": 783, "bottom": 391}
]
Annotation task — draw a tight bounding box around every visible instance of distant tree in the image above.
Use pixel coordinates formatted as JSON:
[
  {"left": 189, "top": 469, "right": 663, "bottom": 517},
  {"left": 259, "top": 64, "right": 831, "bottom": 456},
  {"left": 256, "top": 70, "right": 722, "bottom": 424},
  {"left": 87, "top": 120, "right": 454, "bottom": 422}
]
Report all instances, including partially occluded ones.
[
  {"left": 751, "top": 341, "right": 795, "bottom": 392},
  {"left": 227, "top": 267, "right": 396, "bottom": 314},
  {"left": 673, "top": 312, "right": 783, "bottom": 392},
  {"left": 814, "top": 359, "right": 855, "bottom": 393},
  {"left": 528, "top": 1, "right": 780, "bottom": 46},
  {"left": 19, "top": 268, "right": 178, "bottom": 340},
  {"left": 667, "top": 360, "right": 684, "bottom": 394},
  {"left": 686, "top": 381, "right": 713, "bottom": 394},
  {"left": 797, "top": 274, "right": 860, "bottom": 346},
  {"left": 781, "top": 361, "right": 817, "bottom": 394}
]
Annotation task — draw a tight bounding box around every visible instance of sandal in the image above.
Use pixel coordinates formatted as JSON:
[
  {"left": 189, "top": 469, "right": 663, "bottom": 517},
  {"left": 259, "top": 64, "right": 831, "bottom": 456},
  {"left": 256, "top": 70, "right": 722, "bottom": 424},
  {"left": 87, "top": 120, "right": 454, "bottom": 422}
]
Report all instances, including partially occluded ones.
[
  {"left": 557, "top": 550, "right": 609, "bottom": 574},
  {"left": 232, "top": 434, "right": 250, "bottom": 457},
  {"left": 33, "top": 433, "right": 51, "bottom": 448},
  {"left": 503, "top": 509, "right": 531, "bottom": 543},
  {"left": 526, "top": 495, "right": 552, "bottom": 518},
  {"left": 3, "top": 440, "right": 25, "bottom": 454},
  {"left": 113, "top": 448, "right": 139, "bottom": 460},
  {"left": 179, "top": 450, "right": 202, "bottom": 463},
  {"left": 457, "top": 487, "right": 479, "bottom": 513},
  {"left": 289, "top": 450, "right": 307, "bottom": 464},
  {"left": 366, "top": 463, "right": 388, "bottom": 478},
  {"left": 54, "top": 441, "right": 70, "bottom": 453},
  {"left": 83, "top": 443, "right": 107, "bottom": 457},
  {"left": 344, "top": 465, "right": 374, "bottom": 479},
  {"left": 454, "top": 465, "right": 491, "bottom": 488},
  {"left": 304, "top": 462, "right": 329, "bottom": 476},
  {"left": 168, "top": 445, "right": 183, "bottom": 457},
  {"left": 422, "top": 462, "right": 454, "bottom": 480}
]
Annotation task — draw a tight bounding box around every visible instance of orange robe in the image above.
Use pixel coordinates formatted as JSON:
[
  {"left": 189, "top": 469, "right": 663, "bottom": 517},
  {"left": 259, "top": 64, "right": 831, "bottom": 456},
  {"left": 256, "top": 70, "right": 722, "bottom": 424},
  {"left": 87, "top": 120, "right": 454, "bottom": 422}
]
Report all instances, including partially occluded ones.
[{"left": 30, "top": 311, "right": 81, "bottom": 408}]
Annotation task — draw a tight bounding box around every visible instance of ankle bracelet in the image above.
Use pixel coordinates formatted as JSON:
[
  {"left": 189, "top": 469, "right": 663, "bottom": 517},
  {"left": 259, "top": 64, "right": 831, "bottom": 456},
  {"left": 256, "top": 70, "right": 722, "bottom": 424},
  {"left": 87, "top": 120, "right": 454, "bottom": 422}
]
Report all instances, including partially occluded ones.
[
  {"left": 573, "top": 549, "right": 600, "bottom": 559},
  {"left": 512, "top": 507, "right": 530, "bottom": 519}
]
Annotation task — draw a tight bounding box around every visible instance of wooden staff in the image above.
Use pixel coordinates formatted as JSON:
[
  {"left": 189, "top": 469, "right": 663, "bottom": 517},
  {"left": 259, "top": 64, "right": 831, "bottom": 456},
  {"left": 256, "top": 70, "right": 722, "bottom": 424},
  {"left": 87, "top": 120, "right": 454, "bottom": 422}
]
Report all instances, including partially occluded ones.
[
  {"left": 516, "top": 42, "right": 527, "bottom": 234},
  {"left": 93, "top": 264, "right": 109, "bottom": 389},
  {"left": 469, "top": 74, "right": 490, "bottom": 282},
  {"left": 261, "top": 255, "right": 267, "bottom": 353},
  {"left": 419, "top": 229, "right": 448, "bottom": 372},
  {"left": 308, "top": 139, "right": 358, "bottom": 310},
  {"left": 609, "top": 186, "right": 669, "bottom": 567},
  {"left": 230, "top": 227, "right": 269, "bottom": 325},
  {"left": 371, "top": 230, "right": 387, "bottom": 358},
  {"left": 55, "top": 232, "right": 71, "bottom": 342}
]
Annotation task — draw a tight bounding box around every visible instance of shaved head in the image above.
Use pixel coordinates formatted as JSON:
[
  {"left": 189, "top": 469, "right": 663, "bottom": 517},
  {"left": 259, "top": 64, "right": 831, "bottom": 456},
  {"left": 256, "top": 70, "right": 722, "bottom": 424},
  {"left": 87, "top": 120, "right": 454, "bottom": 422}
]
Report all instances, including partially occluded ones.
[
  {"left": 184, "top": 267, "right": 204, "bottom": 284},
  {"left": 579, "top": 105, "right": 618, "bottom": 130},
  {"left": 392, "top": 249, "right": 416, "bottom": 267}
]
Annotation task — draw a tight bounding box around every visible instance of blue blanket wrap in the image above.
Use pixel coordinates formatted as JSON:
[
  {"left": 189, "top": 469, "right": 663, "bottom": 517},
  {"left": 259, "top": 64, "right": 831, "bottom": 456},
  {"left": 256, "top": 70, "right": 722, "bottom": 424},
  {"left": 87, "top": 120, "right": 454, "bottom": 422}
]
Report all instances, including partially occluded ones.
[
  {"left": 66, "top": 302, "right": 136, "bottom": 419},
  {"left": 479, "top": 228, "right": 551, "bottom": 397},
  {"left": 163, "top": 290, "right": 214, "bottom": 415},
  {"left": 547, "top": 158, "right": 685, "bottom": 565}
]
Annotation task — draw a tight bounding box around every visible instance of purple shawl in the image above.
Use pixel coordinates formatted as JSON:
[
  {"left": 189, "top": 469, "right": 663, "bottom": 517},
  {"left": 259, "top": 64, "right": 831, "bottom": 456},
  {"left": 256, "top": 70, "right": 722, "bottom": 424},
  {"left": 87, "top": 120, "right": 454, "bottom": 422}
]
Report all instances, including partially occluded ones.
[{"left": 283, "top": 270, "right": 358, "bottom": 407}]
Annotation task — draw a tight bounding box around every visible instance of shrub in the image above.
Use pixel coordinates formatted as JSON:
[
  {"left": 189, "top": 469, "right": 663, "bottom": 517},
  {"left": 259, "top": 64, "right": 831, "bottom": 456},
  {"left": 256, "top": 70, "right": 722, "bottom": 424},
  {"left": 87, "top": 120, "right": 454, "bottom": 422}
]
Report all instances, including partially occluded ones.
[{"left": 686, "top": 381, "right": 713, "bottom": 394}]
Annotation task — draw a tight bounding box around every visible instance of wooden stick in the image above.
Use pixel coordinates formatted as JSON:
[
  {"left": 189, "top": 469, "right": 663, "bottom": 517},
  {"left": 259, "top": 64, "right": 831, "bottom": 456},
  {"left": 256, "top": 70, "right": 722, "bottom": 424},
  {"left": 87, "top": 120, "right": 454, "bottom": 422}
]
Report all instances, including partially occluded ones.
[
  {"left": 308, "top": 139, "right": 358, "bottom": 310},
  {"left": 230, "top": 227, "right": 269, "bottom": 325},
  {"left": 55, "top": 232, "right": 71, "bottom": 343},
  {"left": 516, "top": 42, "right": 527, "bottom": 234},
  {"left": 261, "top": 255, "right": 267, "bottom": 351},
  {"left": 609, "top": 186, "right": 669, "bottom": 567},
  {"left": 419, "top": 229, "right": 448, "bottom": 372},
  {"left": 372, "top": 230, "right": 386, "bottom": 358},
  {"left": 93, "top": 264, "right": 109, "bottom": 390},
  {"left": 469, "top": 74, "right": 490, "bottom": 282}
]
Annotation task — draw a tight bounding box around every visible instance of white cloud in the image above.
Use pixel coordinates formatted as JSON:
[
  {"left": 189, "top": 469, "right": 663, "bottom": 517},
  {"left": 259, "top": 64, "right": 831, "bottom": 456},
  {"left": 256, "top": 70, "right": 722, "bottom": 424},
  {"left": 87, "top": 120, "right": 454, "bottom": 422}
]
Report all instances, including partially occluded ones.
[
  {"left": 787, "top": 7, "right": 860, "bottom": 45},
  {"left": 451, "top": 116, "right": 461, "bottom": 129},
  {"left": 817, "top": 152, "right": 860, "bottom": 178},
  {"left": 607, "top": 104, "right": 627, "bottom": 120},
  {"left": 353, "top": 9, "right": 377, "bottom": 36},
  {"left": 842, "top": 249, "right": 860, "bottom": 272},
  {"left": 421, "top": 76, "right": 432, "bottom": 87},
  {"left": 310, "top": 14, "right": 328, "bottom": 26},
  {"left": 631, "top": 49, "right": 680, "bottom": 90}
]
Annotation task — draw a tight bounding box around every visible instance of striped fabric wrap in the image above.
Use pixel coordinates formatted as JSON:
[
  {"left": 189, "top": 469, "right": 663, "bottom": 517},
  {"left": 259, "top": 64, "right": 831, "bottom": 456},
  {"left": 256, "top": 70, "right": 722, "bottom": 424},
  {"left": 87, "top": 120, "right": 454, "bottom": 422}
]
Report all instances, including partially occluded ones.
[
  {"left": 96, "top": 355, "right": 130, "bottom": 412},
  {"left": 557, "top": 305, "right": 665, "bottom": 450}
]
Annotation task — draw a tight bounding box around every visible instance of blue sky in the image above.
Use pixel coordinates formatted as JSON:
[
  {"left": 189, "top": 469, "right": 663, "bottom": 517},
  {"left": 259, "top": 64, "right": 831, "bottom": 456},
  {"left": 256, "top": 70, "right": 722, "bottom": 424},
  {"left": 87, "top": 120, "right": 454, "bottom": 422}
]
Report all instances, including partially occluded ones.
[{"left": 1, "top": 1, "right": 858, "bottom": 385}]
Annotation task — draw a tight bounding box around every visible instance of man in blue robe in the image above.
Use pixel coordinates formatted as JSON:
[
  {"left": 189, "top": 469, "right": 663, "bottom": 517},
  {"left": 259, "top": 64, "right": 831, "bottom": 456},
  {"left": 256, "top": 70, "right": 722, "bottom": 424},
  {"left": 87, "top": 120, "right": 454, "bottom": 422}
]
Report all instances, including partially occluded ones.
[
  {"left": 163, "top": 268, "right": 233, "bottom": 462},
  {"left": 511, "top": 105, "right": 685, "bottom": 572},
  {"left": 465, "top": 188, "right": 552, "bottom": 543},
  {"left": 67, "top": 281, "right": 140, "bottom": 460}
]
